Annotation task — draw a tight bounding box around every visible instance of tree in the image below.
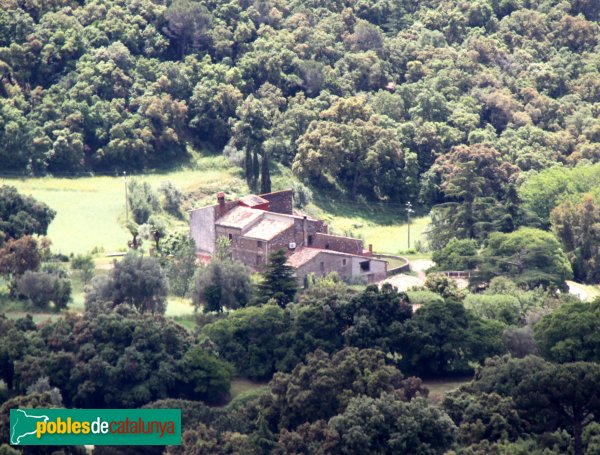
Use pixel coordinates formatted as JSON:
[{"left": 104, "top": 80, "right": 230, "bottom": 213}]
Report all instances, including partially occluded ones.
[
  {"left": 177, "top": 346, "right": 234, "bottom": 403},
  {"left": 427, "top": 144, "right": 519, "bottom": 249},
  {"left": 158, "top": 181, "right": 184, "bottom": 218},
  {"left": 327, "top": 395, "right": 456, "bottom": 455},
  {"left": 245, "top": 148, "right": 253, "bottom": 185},
  {"left": 443, "top": 390, "right": 525, "bottom": 447},
  {"left": 431, "top": 238, "right": 479, "bottom": 271},
  {"left": 534, "top": 299, "right": 600, "bottom": 363},
  {"left": 551, "top": 194, "right": 600, "bottom": 283},
  {"left": 71, "top": 253, "right": 95, "bottom": 284},
  {"left": 252, "top": 149, "right": 260, "bottom": 189},
  {"left": 398, "top": 300, "right": 505, "bottom": 376},
  {"left": 293, "top": 96, "right": 418, "bottom": 202},
  {"left": 200, "top": 305, "right": 289, "bottom": 380},
  {"left": 473, "top": 228, "right": 573, "bottom": 291},
  {"left": 467, "top": 356, "right": 600, "bottom": 455},
  {"left": 161, "top": 230, "right": 197, "bottom": 297},
  {"left": 22, "top": 310, "right": 233, "bottom": 408},
  {"left": 127, "top": 180, "right": 160, "bottom": 225},
  {"left": 262, "top": 348, "right": 427, "bottom": 431},
  {"left": 164, "top": 0, "right": 212, "bottom": 58},
  {"left": 464, "top": 294, "right": 522, "bottom": 325},
  {"left": 340, "top": 283, "right": 412, "bottom": 353},
  {"left": 0, "top": 236, "right": 41, "bottom": 278},
  {"left": 92, "top": 254, "right": 169, "bottom": 314},
  {"left": 260, "top": 151, "right": 271, "bottom": 194},
  {"left": 193, "top": 258, "right": 253, "bottom": 313},
  {"left": 257, "top": 249, "right": 298, "bottom": 307},
  {"left": 0, "top": 315, "right": 36, "bottom": 391},
  {"left": 0, "top": 186, "right": 55, "bottom": 240},
  {"left": 17, "top": 270, "right": 71, "bottom": 311}
]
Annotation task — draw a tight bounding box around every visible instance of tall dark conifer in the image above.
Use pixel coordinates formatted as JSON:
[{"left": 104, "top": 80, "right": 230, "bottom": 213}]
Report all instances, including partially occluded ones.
[
  {"left": 257, "top": 249, "right": 298, "bottom": 307},
  {"left": 260, "top": 151, "right": 271, "bottom": 194},
  {"left": 245, "top": 148, "right": 253, "bottom": 184},
  {"left": 252, "top": 149, "right": 260, "bottom": 189}
]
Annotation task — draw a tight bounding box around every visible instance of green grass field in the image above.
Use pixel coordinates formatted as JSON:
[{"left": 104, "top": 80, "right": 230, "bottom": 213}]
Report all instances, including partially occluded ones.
[
  {"left": 310, "top": 201, "right": 430, "bottom": 254},
  {"left": 1, "top": 156, "right": 248, "bottom": 255}
]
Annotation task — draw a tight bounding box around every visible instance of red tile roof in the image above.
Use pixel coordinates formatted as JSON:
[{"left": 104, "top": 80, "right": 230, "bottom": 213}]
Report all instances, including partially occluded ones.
[
  {"left": 239, "top": 194, "right": 269, "bottom": 207},
  {"left": 244, "top": 217, "right": 294, "bottom": 240},
  {"left": 216, "top": 206, "right": 263, "bottom": 229},
  {"left": 287, "top": 247, "right": 375, "bottom": 268}
]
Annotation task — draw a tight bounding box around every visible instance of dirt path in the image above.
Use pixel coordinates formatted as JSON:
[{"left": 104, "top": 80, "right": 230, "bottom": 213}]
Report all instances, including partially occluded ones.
[
  {"left": 567, "top": 281, "right": 589, "bottom": 301},
  {"left": 381, "top": 259, "right": 434, "bottom": 291}
]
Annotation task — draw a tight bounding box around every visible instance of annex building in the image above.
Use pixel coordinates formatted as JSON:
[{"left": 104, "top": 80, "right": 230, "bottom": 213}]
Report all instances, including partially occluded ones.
[{"left": 188, "top": 190, "right": 387, "bottom": 283}]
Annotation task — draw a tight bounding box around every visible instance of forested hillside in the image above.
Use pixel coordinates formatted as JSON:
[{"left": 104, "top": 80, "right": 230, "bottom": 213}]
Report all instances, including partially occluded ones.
[{"left": 1, "top": 0, "right": 599, "bottom": 203}]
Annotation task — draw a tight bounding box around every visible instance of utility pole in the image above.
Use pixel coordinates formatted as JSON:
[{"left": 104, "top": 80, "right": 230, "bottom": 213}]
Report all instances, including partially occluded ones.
[
  {"left": 124, "top": 171, "right": 128, "bottom": 224},
  {"left": 406, "top": 201, "right": 414, "bottom": 250}
]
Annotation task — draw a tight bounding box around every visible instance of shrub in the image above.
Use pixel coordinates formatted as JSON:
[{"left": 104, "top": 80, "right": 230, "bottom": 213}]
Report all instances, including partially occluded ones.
[
  {"left": 464, "top": 294, "right": 521, "bottom": 325},
  {"left": 17, "top": 271, "right": 71, "bottom": 311},
  {"left": 159, "top": 181, "right": 184, "bottom": 217},
  {"left": 127, "top": 179, "right": 160, "bottom": 225},
  {"left": 71, "top": 253, "right": 95, "bottom": 283}
]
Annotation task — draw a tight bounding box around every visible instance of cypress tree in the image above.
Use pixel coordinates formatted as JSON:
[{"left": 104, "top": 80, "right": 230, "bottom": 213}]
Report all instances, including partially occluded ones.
[
  {"left": 260, "top": 151, "right": 271, "bottom": 194},
  {"left": 245, "top": 148, "right": 253, "bottom": 184},
  {"left": 252, "top": 149, "right": 260, "bottom": 188}
]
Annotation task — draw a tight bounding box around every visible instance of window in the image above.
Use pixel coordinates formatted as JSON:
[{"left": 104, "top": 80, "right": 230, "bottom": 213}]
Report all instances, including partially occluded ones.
[
  {"left": 325, "top": 243, "right": 330, "bottom": 249},
  {"left": 308, "top": 235, "right": 313, "bottom": 246},
  {"left": 360, "top": 260, "right": 371, "bottom": 272},
  {"left": 257, "top": 240, "right": 263, "bottom": 248},
  {"left": 228, "top": 233, "right": 233, "bottom": 240},
  {"left": 256, "top": 255, "right": 262, "bottom": 265},
  {"left": 342, "top": 259, "right": 347, "bottom": 266},
  {"left": 320, "top": 261, "right": 325, "bottom": 271}
]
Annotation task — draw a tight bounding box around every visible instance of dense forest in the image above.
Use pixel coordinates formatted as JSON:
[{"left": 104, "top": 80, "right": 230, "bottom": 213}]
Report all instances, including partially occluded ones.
[
  {"left": 1, "top": 0, "right": 599, "bottom": 198},
  {"left": 2, "top": 0, "right": 600, "bottom": 454}
]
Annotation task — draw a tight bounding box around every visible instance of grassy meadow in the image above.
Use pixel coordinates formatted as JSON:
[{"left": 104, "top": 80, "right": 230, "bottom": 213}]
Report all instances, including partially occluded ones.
[{"left": 0, "top": 156, "right": 248, "bottom": 255}]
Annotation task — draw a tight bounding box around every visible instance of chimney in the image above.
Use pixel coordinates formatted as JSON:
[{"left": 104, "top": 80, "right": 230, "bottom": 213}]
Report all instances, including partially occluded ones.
[
  {"left": 303, "top": 215, "right": 308, "bottom": 246},
  {"left": 368, "top": 244, "right": 373, "bottom": 254},
  {"left": 217, "top": 192, "right": 225, "bottom": 217}
]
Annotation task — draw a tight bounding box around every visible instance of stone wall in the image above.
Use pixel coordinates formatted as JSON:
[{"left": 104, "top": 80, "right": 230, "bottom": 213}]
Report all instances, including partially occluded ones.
[
  {"left": 350, "top": 256, "right": 387, "bottom": 283},
  {"left": 260, "top": 189, "right": 293, "bottom": 214},
  {"left": 295, "top": 251, "right": 387, "bottom": 284},
  {"left": 296, "top": 251, "right": 354, "bottom": 281},
  {"left": 313, "top": 233, "right": 363, "bottom": 254},
  {"left": 189, "top": 205, "right": 216, "bottom": 253}
]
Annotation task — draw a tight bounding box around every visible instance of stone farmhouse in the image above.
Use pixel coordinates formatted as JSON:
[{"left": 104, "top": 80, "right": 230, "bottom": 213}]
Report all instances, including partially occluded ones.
[{"left": 188, "top": 189, "right": 387, "bottom": 283}]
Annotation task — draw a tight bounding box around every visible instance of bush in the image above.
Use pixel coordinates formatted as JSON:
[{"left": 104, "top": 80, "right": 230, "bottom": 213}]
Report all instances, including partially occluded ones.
[
  {"left": 127, "top": 179, "right": 160, "bottom": 225},
  {"left": 432, "top": 238, "right": 479, "bottom": 270},
  {"left": 71, "top": 253, "right": 95, "bottom": 283},
  {"left": 17, "top": 271, "right": 71, "bottom": 311},
  {"left": 193, "top": 259, "right": 253, "bottom": 313},
  {"left": 159, "top": 181, "right": 184, "bottom": 217},
  {"left": 406, "top": 290, "right": 444, "bottom": 307},
  {"left": 291, "top": 181, "right": 313, "bottom": 208},
  {"left": 464, "top": 294, "right": 521, "bottom": 325}
]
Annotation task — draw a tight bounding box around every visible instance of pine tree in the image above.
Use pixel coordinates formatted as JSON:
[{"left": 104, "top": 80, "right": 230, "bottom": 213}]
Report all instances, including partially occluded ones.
[
  {"left": 260, "top": 151, "right": 271, "bottom": 194},
  {"left": 257, "top": 249, "right": 298, "bottom": 307}
]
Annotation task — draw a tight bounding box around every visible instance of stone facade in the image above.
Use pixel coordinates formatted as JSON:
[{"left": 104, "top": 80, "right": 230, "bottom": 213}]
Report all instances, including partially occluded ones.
[
  {"left": 313, "top": 232, "right": 363, "bottom": 255},
  {"left": 293, "top": 250, "right": 387, "bottom": 284},
  {"left": 188, "top": 190, "right": 387, "bottom": 282},
  {"left": 259, "top": 189, "right": 293, "bottom": 214},
  {"left": 189, "top": 205, "right": 216, "bottom": 254}
]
